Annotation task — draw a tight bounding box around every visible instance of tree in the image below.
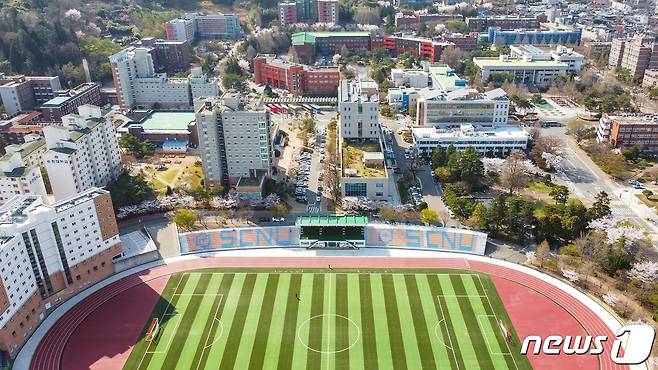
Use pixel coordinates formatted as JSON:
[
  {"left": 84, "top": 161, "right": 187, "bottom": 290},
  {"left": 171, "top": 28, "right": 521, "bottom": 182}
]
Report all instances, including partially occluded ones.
[
  {"left": 340, "top": 45, "right": 350, "bottom": 59},
  {"left": 500, "top": 150, "right": 529, "bottom": 194},
  {"left": 622, "top": 146, "right": 640, "bottom": 161},
  {"left": 469, "top": 202, "right": 488, "bottom": 229},
  {"left": 549, "top": 185, "right": 569, "bottom": 205},
  {"left": 106, "top": 173, "right": 155, "bottom": 209},
  {"left": 421, "top": 208, "right": 439, "bottom": 225},
  {"left": 272, "top": 202, "right": 289, "bottom": 217},
  {"left": 431, "top": 145, "right": 447, "bottom": 169},
  {"left": 457, "top": 147, "right": 484, "bottom": 189},
  {"left": 301, "top": 116, "right": 316, "bottom": 133},
  {"left": 445, "top": 20, "right": 468, "bottom": 33},
  {"left": 174, "top": 209, "right": 197, "bottom": 231},
  {"left": 589, "top": 191, "right": 611, "bottom": 221},
  {"left": 379, "top": 206, "right": 396, "bottom": 222},
  {"left": 536, "top": 240, "right": 551, "bottom": 267}
]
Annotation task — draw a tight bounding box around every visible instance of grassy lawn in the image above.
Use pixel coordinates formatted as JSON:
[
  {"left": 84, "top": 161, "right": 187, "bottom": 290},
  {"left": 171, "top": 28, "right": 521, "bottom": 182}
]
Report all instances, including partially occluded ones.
[
  {"left": 160, "top": 167, "right": 182, "bottom": 184},
  {"left": 123, "top": 269, "right": 531, "bottom": 370},
  {"left": 526, "top": 181, "right": 555, "bottom": 193},
  {"left": 342, "top": 140, "right": 386, "bottom": 177},
  {"left": 144, "top": 161, "right": 205, "bottom": 195}
]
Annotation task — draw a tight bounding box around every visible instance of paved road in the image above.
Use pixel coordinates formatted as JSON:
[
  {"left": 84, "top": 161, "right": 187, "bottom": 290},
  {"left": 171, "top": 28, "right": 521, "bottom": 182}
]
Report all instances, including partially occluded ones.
[
  {"left": 382, "top": 117, "right": 459, "bottom": 226},
  {"left": 542, "top": 126, "right": 658, "bottom": 246}
]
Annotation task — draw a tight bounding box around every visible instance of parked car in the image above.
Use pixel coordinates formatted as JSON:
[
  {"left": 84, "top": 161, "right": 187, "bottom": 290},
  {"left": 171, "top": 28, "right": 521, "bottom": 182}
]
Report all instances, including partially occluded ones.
[{"left": 271, "top": 217, "right": 285, "bottom": 222}]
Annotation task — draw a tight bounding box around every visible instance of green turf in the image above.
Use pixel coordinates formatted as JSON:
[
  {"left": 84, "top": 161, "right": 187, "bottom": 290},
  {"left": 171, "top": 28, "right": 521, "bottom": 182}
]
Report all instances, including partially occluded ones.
[{"left": 123, "top": 269, "right": 533, "bottom": 370}]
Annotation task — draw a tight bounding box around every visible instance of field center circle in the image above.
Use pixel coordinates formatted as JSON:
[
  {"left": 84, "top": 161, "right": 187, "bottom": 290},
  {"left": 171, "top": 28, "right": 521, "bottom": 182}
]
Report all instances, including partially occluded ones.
[{"left": 297, "top": 314, "right": 360, "bottom": 354}]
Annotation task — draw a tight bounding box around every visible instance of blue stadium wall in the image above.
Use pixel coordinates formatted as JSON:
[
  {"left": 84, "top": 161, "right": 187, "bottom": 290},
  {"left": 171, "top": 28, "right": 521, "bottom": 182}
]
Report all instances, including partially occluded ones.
[{"left": 178, "top": 224, "right": 487, "bottom": 255}]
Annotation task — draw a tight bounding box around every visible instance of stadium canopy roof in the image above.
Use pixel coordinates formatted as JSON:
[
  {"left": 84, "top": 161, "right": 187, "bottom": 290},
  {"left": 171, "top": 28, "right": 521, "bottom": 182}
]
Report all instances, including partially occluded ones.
[{"left": 296, "top": 215, "right": 368, "bottom": 227}]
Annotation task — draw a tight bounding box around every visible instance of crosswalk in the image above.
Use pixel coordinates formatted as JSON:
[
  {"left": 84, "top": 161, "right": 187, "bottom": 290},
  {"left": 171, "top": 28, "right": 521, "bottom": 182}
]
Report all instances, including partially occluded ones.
[
  {"left": 610, "top": 204, "right": 637, "bottom": 218},
  {"left": 306, "top": 205, "right": 320, "bottom": 213}
]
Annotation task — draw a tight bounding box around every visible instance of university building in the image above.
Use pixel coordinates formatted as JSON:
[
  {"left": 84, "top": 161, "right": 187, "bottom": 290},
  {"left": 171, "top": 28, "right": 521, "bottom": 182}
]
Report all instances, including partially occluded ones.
[
  {"left": 252, "top": 54, "right": 339, "bottom": 96},
  {"left": 597, "top": 113, "right": 658, "bottom": 152},
  {"left": 0, "top": 188, "right": 122, "bottom": 358}
]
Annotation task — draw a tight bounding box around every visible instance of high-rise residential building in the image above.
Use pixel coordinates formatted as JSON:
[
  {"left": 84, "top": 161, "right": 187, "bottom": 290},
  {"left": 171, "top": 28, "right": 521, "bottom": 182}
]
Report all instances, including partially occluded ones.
[
  {"left": 195, "top": 94, "right": 273, "bottom": 197},
  {"left": 109, "top": 47, "right": 219, "bottom": 109},
  {"left": 0, "top": 135, "right": 47, "bottom": 204},
  {"left": 39, "top": 83, "right": 102, "bottom": 123},
  {"left": 0, "top": 75, "right": 61, "bottom": 117},
  {"left": 42, "top": 105, "right": 122, "bottom": 201},
  {"left": 252, "top": 54, "right": 340, "bottom": 96},
  {"left": 608, "top": 35, "right": 658, "bottom": 80},
  {"left": 279, "top": 1, "right": 298, "bottom": 25},
  {"left": 0, "top": 188, "right": 122, "bottom": 357},
  {"left": 317, "top": 0, "right": 338, "bottom": 23},
  {"left": 338, "top": 78, "right": 380, "bottom": 139},
  {"left": 166, "top": 13, "right": 242, "bottom": 42},
  {"left": 166, "top": 17, "right": 195, "bottom": 43},
  {"left": 279, "top": 0, "right": 337, "bottom": 26},
  {"left": 131, "top": 38, "right": 193, "bottom": 73}
]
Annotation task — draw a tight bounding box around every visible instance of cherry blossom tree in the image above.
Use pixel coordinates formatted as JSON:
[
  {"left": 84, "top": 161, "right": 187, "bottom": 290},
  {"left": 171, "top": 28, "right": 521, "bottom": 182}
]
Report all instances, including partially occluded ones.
[
  {"left": 628, "top": 261, "right": 658, "bottom": 283},
  {"left": 602, "top": 291, "right": 620, "bottom": 307},
  {"left": 541, "top": 152, "right": 563, "bottom": 170},
  {"left": 561, "top": 269, "right": 580, "bottom": 283}
]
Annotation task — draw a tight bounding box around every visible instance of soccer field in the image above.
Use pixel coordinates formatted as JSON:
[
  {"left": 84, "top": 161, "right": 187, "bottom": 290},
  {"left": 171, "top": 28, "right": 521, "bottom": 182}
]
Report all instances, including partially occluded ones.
[{"left": 124, "top": 269, "right": 532, "bottom": 370}]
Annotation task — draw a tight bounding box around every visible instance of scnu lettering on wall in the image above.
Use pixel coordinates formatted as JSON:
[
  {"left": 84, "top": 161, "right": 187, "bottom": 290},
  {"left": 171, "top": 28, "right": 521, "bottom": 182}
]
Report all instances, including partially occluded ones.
[
  {"left": 177, "top": 225, "right": 488, "bottom": 256},
  {"left": 364, "top": 225, "right": 487, "bottom": 255},
  {"left": 180, "top": 226, "right": 300, "bottom": 253}
]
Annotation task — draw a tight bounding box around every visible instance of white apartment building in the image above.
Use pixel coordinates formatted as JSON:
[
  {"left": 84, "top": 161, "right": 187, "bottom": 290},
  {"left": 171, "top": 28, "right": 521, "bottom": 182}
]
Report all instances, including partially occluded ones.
[
  {"left": 109, "top": 48, "right": 219, "bottom": 109},
  {"left": 195, "top": 94, "right": 273, "bottom": 195},
  {"left": 412, "top": 124, "right": 530, "bottom": 157},
  {"left": 338, "top": 78, "right": 380, "bottom": 139},
  {"left": 0, "top": 136, "right": 47, "bottom": 204},
  {"left": 473, "top": 55, "right": 569, "bottom": 84},
  {"left": 42, "top": 106, "right": 122, "bottom": 201},
  {"left": 167, "top": 18, "right": 195, "bottom": 42},
  {"left": 0, "top": 188, "right": 122, "bottom": 356}
]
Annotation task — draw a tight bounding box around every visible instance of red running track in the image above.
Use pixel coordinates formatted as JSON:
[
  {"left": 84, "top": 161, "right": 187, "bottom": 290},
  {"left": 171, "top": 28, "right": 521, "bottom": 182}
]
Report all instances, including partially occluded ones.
[{"left": 28, "top": 256, "right": 627, "bottom": 370}]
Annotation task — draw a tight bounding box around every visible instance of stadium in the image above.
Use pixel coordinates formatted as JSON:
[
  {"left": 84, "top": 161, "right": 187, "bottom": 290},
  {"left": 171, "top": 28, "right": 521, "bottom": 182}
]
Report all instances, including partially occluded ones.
[{"left": 17, "top": 217, "right": 630, "bottom": 369}]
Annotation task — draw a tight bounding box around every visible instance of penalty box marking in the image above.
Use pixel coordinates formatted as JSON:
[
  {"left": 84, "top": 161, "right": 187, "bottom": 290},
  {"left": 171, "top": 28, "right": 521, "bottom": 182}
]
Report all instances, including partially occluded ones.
[{"left": 149, "top": 293, "right": 224, "bottom": 355}]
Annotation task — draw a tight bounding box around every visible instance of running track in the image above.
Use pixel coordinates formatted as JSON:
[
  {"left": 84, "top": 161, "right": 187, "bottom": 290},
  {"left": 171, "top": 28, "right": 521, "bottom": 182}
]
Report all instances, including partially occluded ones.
[{"left": 28, "top": 256, "right": 628, "bottom": 370}]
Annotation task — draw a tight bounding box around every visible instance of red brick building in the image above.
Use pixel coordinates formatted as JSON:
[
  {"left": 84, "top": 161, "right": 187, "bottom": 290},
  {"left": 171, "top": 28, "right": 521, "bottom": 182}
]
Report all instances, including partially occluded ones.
[
  {"left": 597, "top": 113, "right": 658, "bottom": 152},
  {"left": 253, "top": 55, "right": 339, "bottom": 96},
  {"left": 383, "top": 36, "right": 452, "bottom": 62}
]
